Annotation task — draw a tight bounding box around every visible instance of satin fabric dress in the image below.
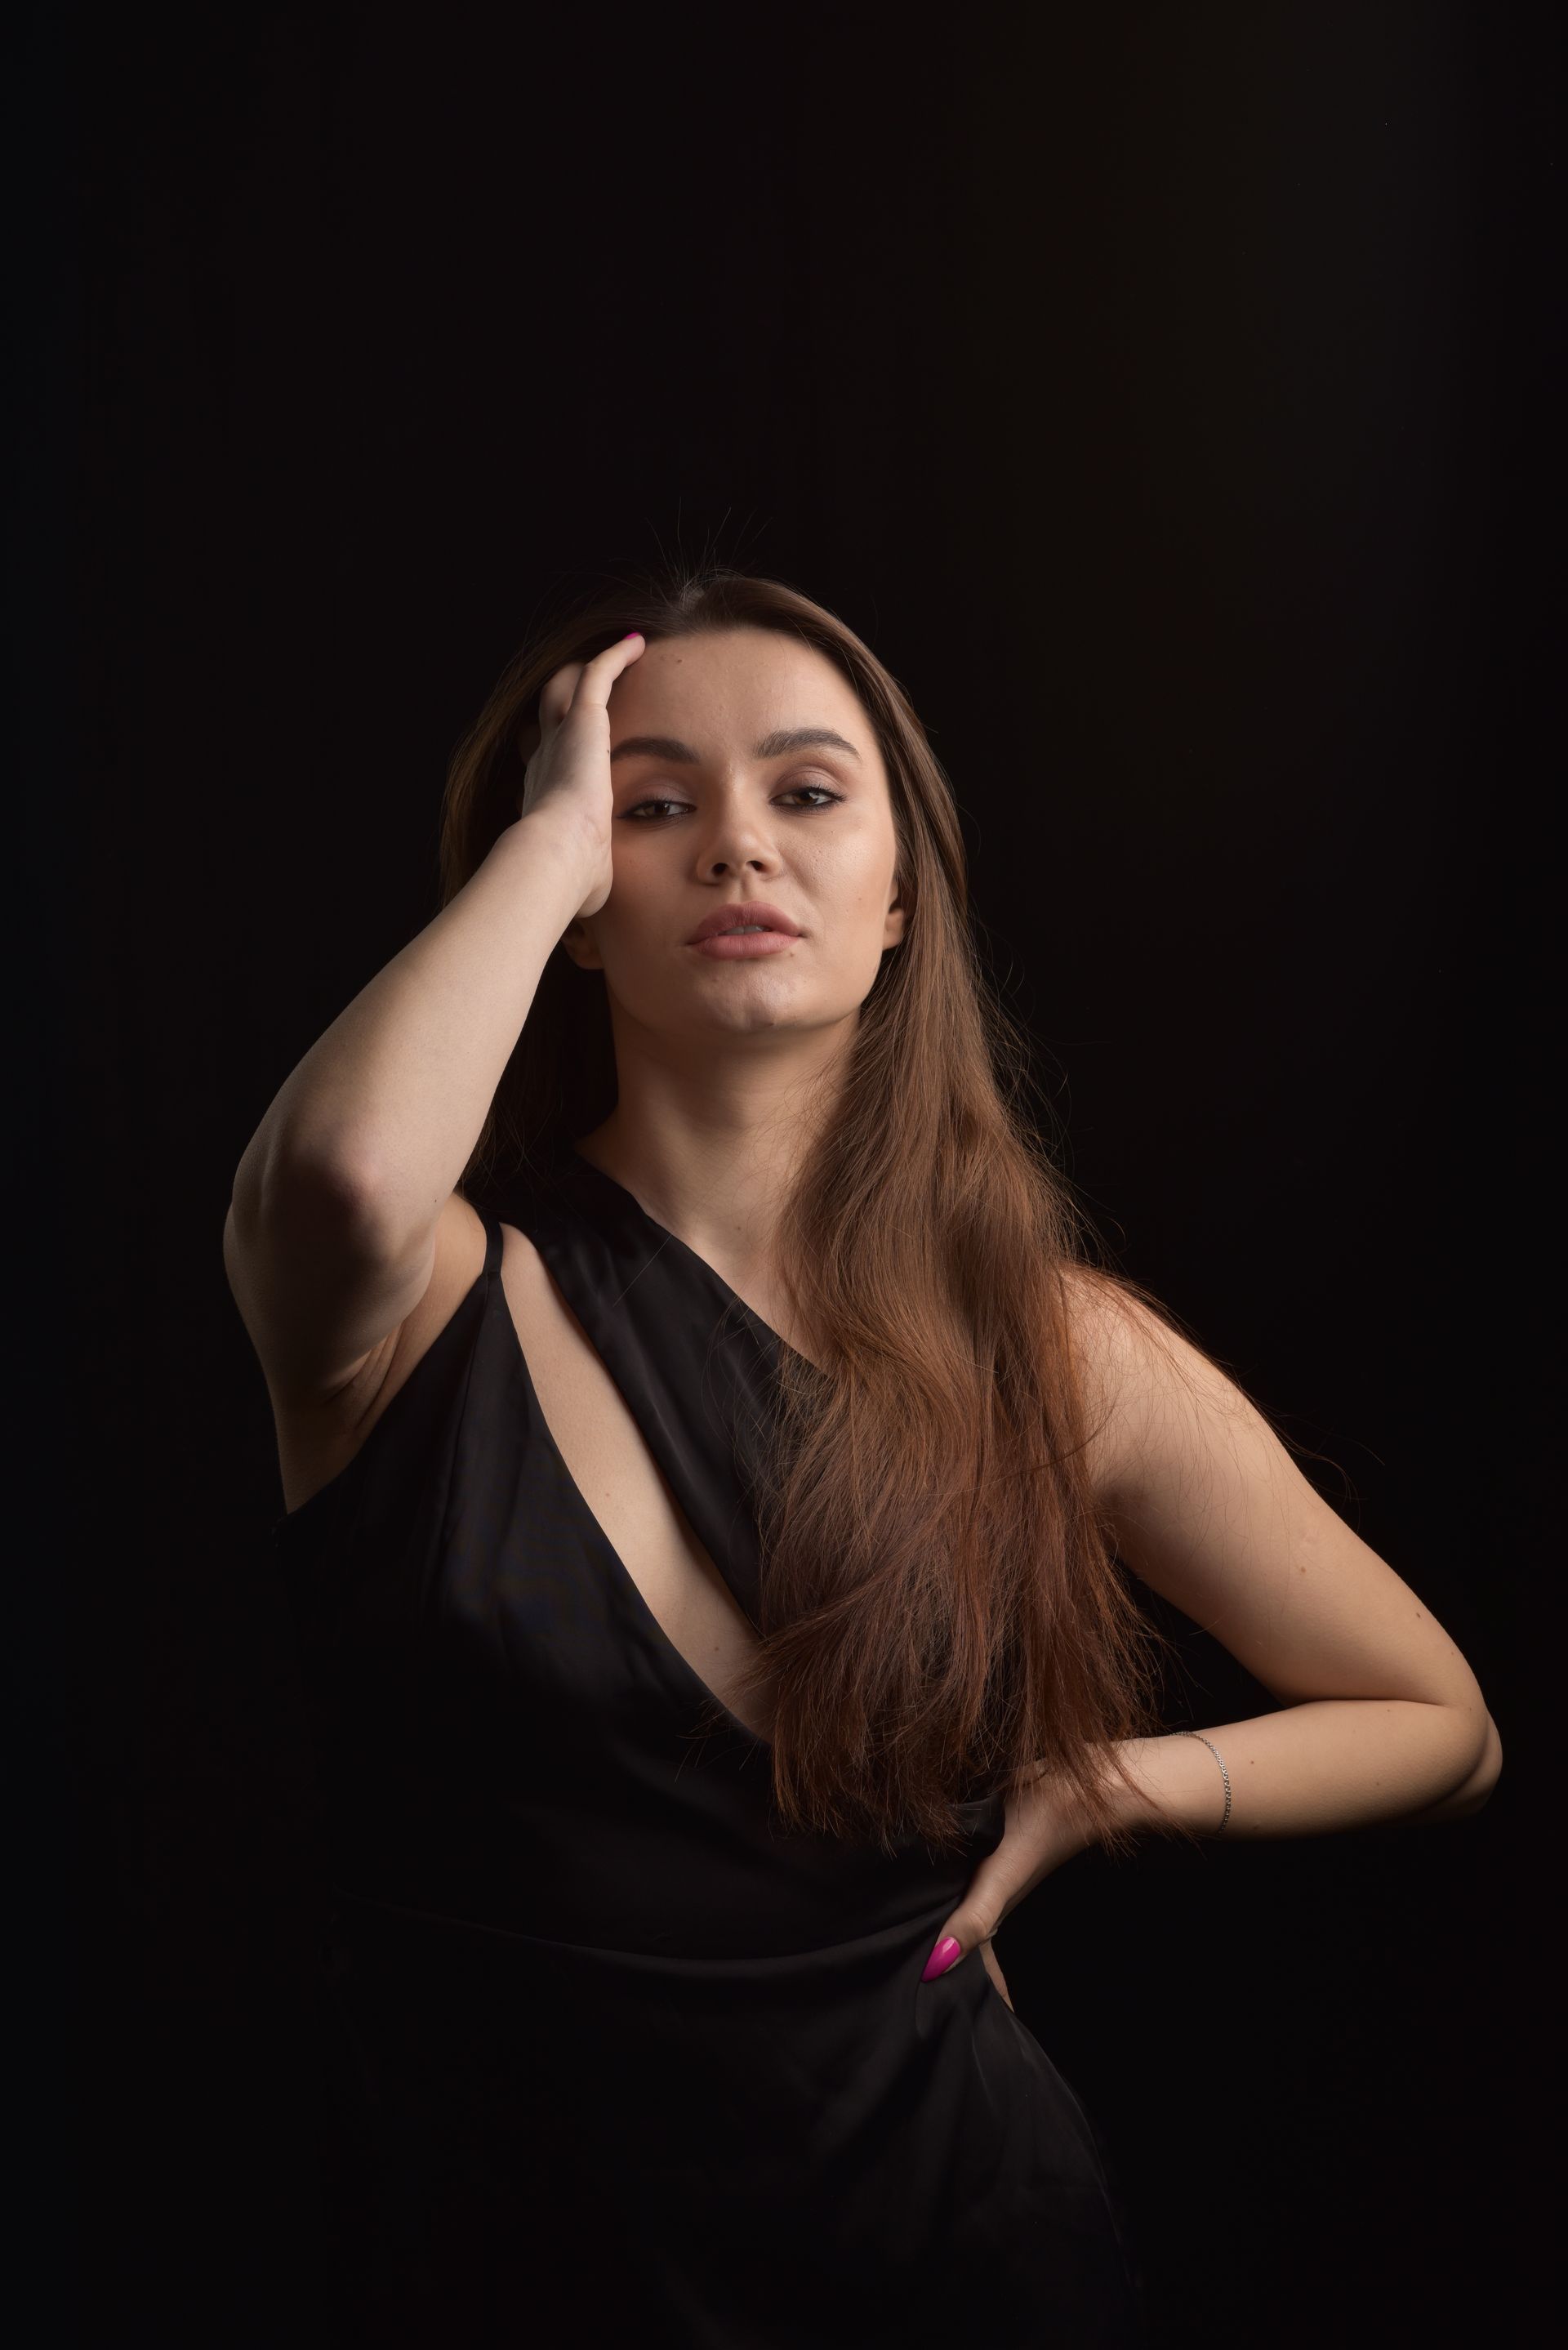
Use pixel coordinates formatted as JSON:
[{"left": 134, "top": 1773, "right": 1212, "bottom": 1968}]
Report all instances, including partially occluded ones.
[{"left": 272, "top": 1144, "right": 1148, "bottom": 2347}]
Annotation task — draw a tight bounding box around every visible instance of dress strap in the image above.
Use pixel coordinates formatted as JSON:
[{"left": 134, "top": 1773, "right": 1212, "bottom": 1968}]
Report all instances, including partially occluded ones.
[{"left": 478, "top": 1206, "right": 505, "bottom": 1282}]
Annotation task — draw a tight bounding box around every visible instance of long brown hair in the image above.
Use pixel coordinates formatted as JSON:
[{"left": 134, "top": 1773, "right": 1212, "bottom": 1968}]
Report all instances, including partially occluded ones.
[{"left": 439, "top": 563, "right": 1223, "bottom": 1858}]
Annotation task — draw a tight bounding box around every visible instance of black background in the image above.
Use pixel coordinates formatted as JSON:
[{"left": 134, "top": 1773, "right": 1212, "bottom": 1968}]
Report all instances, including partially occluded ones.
[{"left": 15, "top": 3, "right": 1556, "bottom": 2343}]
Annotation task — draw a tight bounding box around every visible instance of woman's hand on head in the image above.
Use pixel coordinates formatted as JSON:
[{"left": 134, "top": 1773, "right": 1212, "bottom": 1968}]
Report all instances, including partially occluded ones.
[{"left": 516, "top": 630, "right": 646, "bottom": 921}]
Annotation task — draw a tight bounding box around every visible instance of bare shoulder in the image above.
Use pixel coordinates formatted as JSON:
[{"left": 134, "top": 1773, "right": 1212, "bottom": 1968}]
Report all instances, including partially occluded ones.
[
  {"left": 1058, "top": 1265, "right": 1494, "bottom": 1731},
  {"left": 1056, "top": 1261, "right": 1222, "bottom": 1512},
  {"left": 270, "top": 1187, "right": 493, "bottom": 1517}
]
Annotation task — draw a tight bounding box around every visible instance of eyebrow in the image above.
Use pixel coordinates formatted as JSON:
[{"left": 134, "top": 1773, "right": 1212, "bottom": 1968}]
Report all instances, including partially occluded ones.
[{"left": 608, "top": 725, "right": 863, "bottom": 767}]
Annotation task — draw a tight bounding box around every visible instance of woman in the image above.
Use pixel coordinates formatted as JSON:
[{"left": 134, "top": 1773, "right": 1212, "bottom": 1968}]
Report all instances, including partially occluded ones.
[{"left": 225, "top": 565, "right": 1501, "bottom": 2348}]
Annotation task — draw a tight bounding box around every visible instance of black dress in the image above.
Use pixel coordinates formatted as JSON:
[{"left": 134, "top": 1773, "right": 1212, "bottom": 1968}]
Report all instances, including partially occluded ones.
[{"left": 273, "top": 1144, "right": 1148, "bottom": 2348}]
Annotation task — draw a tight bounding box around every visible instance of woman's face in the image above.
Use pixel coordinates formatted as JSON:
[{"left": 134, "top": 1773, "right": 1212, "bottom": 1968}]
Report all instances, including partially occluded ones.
[{"left": 560, "top": 627, "right": 906, "bottom": 1059}]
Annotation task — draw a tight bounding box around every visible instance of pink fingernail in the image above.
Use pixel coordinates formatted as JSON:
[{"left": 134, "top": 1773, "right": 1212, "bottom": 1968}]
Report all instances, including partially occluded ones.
[
  {"left": 921, "top": 1935, "right": 962, "bottom": 1982},
  {"left": 622, "top": 628, "right": 643, "bottom": 639}
]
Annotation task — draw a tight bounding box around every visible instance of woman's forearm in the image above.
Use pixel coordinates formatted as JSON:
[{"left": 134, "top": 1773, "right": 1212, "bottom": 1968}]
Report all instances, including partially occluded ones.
[
  {"left": 1095, "top": 1699, "right": 1501, "bottom": 1844},
  {"left": 232, "top": 811, "right": 595, "bottom": 1249}
]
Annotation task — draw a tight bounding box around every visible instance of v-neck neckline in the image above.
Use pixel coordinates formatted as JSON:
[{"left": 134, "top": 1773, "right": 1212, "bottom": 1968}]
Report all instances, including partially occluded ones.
[
  {"left": 500, "top": 1149, "right": 782, "bottom": 1756},
  {"left": 562, "top": 1146, "right": 804, "bottom": 1365}
]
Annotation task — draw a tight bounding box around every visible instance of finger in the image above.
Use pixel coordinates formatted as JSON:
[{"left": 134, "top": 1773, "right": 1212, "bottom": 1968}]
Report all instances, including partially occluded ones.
[
  {"left": 537, "top": 663, "right": 583, "bottom": 733},
  {"left": 920, "top": 1930, "right": 966, "bottom": 1981},
  {"left": 921, "top": 1870, "right": 1017, "bottom": 1979},
  {"left": 565, "top": 629, "right": 645, "bottom": 717}
]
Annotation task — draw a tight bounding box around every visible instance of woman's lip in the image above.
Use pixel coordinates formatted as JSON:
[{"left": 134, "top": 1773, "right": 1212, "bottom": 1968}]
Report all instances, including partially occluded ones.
[{"left": 687, "top": 930, "right": 800, "bottom": 960}]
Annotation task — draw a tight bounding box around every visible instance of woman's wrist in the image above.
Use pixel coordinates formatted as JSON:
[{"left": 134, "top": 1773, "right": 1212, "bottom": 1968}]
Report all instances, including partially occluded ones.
[{"left": 1093, "top": 1733, "right": 1231, "bottom": 1843}]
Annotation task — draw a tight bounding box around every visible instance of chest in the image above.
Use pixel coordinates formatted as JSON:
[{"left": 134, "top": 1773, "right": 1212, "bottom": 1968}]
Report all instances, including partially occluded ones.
[{"left": 498, "top": 1226, "right": 778, "bottom": 1744}]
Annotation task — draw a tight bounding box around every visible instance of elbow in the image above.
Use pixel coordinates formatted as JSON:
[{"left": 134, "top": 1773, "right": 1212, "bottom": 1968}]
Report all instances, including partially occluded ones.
[
  {"left": 1454, "top": 1710, "right": 1504, "bottom": 1815},
  {"left": 1473, "top": 1711, "right": 1503, "bottom": 1800}
]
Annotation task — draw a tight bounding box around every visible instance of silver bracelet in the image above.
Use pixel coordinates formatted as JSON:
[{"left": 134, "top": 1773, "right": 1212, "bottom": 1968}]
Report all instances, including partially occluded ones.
[{"left": 1171, "top": 1731, "right": 1232, "bottom": 1835}]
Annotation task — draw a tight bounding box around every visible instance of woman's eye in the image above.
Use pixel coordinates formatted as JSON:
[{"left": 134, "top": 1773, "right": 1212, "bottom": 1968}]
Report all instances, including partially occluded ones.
[
  {"left": 623, "top": 785, "right": 844, "bottom": 821},
  {"left": 623, "top": 796, "right": 688, "bottom": 821}
]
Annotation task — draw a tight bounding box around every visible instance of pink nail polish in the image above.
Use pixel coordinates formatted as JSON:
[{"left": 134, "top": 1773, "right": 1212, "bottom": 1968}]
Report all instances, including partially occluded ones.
[{"left": 921, "top": 1935, "right": 962, "bottom": 1982}]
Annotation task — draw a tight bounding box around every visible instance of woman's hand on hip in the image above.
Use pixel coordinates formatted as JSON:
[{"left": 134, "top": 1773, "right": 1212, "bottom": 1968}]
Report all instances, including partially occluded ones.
[{"left": 920, "top": 1766, "right": 1095, "bottom": 2004}]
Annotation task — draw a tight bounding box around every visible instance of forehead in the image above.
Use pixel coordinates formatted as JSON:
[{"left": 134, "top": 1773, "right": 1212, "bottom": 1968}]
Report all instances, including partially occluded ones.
[{"left": 609, "top": 627, "right": 871, "bottom": 747}]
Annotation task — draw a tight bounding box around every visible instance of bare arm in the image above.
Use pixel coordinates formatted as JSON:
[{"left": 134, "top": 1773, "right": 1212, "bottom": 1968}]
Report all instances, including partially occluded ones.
[
  {"left": 231, "top": 631, "right": 642, "bottom": 1251},
  {"left": 232, "top": 811, "right": 595, "bottom": 1244},
  {"left": 1098, "top": 1701, "right": 1501, "bottom": 1844},
  {"left": 920, "top": 1286, "right": 1501, "bottom": 1988},
  {"left": 1078, "top": 1282, "right": 1502, "bottom": 1842}
]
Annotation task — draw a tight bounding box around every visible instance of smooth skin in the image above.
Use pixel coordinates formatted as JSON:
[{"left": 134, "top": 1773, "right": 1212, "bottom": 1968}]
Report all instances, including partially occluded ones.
[
  {"left": 519, "top": 624, "right": 906, "bottom": 1336},
  {"left": 515, "top": 626, "right": 1501, "bottom": 2017}
]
